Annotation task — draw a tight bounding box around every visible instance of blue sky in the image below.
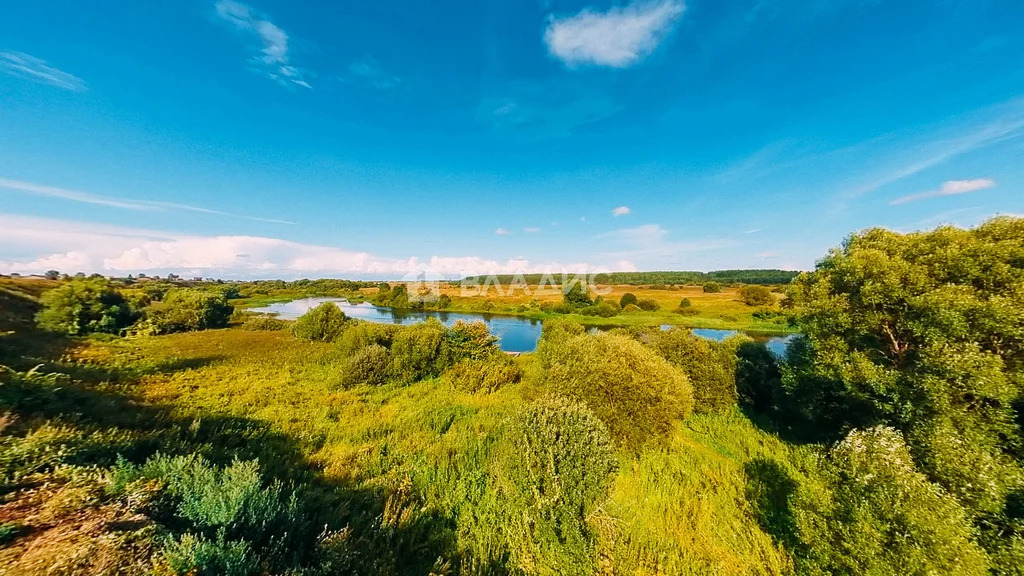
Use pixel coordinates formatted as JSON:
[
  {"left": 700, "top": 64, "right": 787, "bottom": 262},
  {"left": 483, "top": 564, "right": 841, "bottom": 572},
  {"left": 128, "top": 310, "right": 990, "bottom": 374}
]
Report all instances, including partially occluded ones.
[{"left": 1, "top": 0, "right": 1022, "bottom": 279}]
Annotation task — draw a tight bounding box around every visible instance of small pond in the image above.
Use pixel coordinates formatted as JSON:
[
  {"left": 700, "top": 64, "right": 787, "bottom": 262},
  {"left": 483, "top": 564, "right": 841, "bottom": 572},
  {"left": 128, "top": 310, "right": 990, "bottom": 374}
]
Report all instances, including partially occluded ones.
[{"left": 249, "top": 297, "right": 796, "bottom": 355}]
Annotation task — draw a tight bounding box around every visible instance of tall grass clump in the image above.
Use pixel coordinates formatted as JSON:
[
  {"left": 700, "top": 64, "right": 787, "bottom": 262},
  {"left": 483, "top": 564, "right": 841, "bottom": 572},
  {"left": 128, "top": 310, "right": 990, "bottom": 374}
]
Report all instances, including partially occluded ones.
[
  {"left": 443, "top": 354, "right": 523, "bottom": 393},
  {"left": 493, "top": 396, "right": 618, "bottom": 574},
  {"left": 540, "top": 332, "right": 693, "bottom": 448},
  {"left": 292, "top": 302, "right": 346, "bottom": 342}
]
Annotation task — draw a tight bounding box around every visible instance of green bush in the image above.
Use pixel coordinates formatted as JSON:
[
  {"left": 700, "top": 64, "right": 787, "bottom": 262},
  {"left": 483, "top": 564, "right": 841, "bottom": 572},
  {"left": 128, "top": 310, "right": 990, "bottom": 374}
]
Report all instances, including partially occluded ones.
[
  {"left": 442, "top": 321, "right": 499, "bottom": 364},
  {"left": 493, "top": 396, "right": 618, "bottom": 574},
  {"left": 619, "top": 292, "right": 638, "bottom": 308},
  {"left": 679, "top": 298, "right": 692, "bottom": 308},
  {"left": 540, "top": 317, "right": 585, "bottom": 342},
  {"left": 389, "top": 319, "right": 446, "bottom": 382},
  {"left": 621, "top": 303, "right": 642, "bottom": 313},
  {"left": 794, "top": 426, "right": 989, "bottom": 575},
  {"left": 734, "top": 340, "right": 781, "bottom": 413},
  {"left": 239, "top": 316, "right": 288, "bottom": 331},
  {"left": 141, "top": 289, "right": 234, "bottom": 334},
  {"left": 36, "top": 279, "right": 137, "bottom": 335},
  {"left": 292, "top": 302, "right": 346, "bottom": 342},
  {"left": 335, "top": 321, "right": 399, "bottom": 356},
  {"left": 562, "top": 281, "right": 593, "bottom": 307},
  {"left": 444, "top": 355, "right": 523, "bottom": 393},
  {"left": 339, "top": 344, "right": 392, "bottom": 388},
  {"left": 738, "top": 285, "right": 774, "bottom": 306},
  {"left": 540, "top": 332, "right": 693, "bottom": 448},
  {"left": 161, "top": 532, "right": 258, "bottom": 576},
  {"left": 703, "top": 282, "right": 722, "bottom": 293},
  {"left": 647, "top": 328, "right": 736, "bottom": 412},
  {"left": 579, "top": 301, "right": 619, "bottom": 317},
  {"left": 636, "top": 298, "right": 660, "bottom": 311}
]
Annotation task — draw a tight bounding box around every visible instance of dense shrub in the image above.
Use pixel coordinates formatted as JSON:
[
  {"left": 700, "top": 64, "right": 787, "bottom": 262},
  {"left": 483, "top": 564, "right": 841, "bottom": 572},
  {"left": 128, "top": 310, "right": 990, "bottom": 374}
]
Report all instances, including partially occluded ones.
[
  {"left": 335, "top": 321, "right": 400, "bottom": 356},
  {"left": 141, "top": 289, "right": 234, "bottom": 335},
  {"left": 619, "top": 292, "right": 638, "bottom": 308},
  {"left": 390, "top": 319, "right": 446, "bottom": 382},
  {"left": 292, "top": 302, "right": 346, "bottom": 342},
  {"left": 540, "top": 317, "right": 585, "bottom": 343},
  {"left": 444, "top": 354, "right": 523, "bottom": 393},
  {"left": 734, "top": 340, "right": 782, "bottom": 414},
  {"left": 562, "top": 281, "right": 592, "bottom": 307},
  {"left": 636, "top": 298, "right": 660, "bottom": 311},
  {"left": 679, "top": 298, "right": 692, "bottom": 308},
  {"left": 647, "top": 328, "right": 736, "bottom": 412},
  {"left": 36, "top": 279, "right": 136, "bottom": 335},
  {"left": 339, "top": 344, "right": 392, "bottom": 388},
  {"left": 493, "top": 396, "right": 618, "bottom": 574},
  {"left": 579, "top": 301, "right": 619, "bottom": 317},
  {"left": 794, "top": 427, "right": 989, "bottom": 575},
  {"left": 702, "top": 282, "right": 722, "bottom": 293},
  {"left": 239, "top": 315, "right": 288, "bottom": 331},
  {"left": 442, "top": 321, "right": 499, "bottom": 364},
  {"left": 621, "top": 303, "right": 642, "bottom": 313},
  {"left": 739, "top": 285, "right": 774, "bottom": 306},
  {"left": 540, "top": 332, "right": 693, "bottom": 448},
  {"left": 161, "top": 532, "right": 257, "bottom": 576}
]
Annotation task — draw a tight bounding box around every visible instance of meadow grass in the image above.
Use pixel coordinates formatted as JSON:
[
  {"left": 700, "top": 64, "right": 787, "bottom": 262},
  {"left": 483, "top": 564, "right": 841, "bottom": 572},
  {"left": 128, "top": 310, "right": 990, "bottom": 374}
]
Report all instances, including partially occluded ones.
[{"left": 58, "top": 327, "right": 805, "bottom": 573}]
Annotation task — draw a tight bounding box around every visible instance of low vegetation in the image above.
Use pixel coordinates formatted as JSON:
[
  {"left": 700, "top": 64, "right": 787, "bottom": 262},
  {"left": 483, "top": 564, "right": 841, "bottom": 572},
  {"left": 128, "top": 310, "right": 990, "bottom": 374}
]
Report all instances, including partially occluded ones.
[{"left": 0, "top": 217, "right": 1020, "bottom": 575}]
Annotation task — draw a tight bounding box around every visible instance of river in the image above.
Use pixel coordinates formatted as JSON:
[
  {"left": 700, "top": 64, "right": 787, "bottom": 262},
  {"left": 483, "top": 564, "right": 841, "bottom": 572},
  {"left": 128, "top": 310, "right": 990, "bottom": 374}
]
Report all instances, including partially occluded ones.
[{"left": 248, "top": 297, "right": 796, "bottom": 355}]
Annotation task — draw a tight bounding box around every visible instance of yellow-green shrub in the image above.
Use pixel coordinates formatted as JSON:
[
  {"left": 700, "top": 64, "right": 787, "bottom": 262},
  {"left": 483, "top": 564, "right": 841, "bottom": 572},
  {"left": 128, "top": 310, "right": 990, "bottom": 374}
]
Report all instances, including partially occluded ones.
[
  {"left": 493, "top": 396, "right": 618, "bottom": 574},
  {"left": 444, "top": 355, "right": 523, "bottom": 393},
  {"left": 339, "top": 344, "right": 392, "bottom": 388},
  {"left": 540, "top": 332, "right": 693, "bottom": 448},
  {"left": 647, "top": 328, "right": 736, "bottom": 412},
  {"left": 291, "top": 302, "right": 346, "bottom": 342}
]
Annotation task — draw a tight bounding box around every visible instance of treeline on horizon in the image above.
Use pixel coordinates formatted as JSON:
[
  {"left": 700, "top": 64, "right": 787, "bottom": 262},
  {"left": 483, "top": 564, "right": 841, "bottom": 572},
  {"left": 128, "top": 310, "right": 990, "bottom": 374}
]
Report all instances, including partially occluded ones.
[{"left": 462, "top": 269, "right": 799, "bottom": 286}]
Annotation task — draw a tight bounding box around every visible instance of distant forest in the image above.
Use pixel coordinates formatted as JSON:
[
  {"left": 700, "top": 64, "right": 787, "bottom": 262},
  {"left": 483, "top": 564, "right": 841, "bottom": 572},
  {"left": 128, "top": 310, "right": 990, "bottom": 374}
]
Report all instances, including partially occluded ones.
[{"left": 462, "top": 269, "right": 800, "bottom": 286}]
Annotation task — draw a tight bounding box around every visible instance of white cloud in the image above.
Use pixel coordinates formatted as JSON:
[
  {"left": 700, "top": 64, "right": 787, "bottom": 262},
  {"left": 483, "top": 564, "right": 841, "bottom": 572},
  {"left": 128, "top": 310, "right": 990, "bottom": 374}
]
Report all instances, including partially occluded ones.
[
  {"left": 0, "top": 214, "right": 618, "bottom": 278},
  {"left": 743, "top": 228, "right": 762, "bottom": 234},
  {"left": 544, "top": 1, "right": 684, "bottom": 67},
  {"left": 611, "top": 205, "right": 631, "bottom": 216},
  {"left": 0, "top": 178, "right": 294, "bottom": 224},
  {"left": 214, "top": 0, "right": 310, "bottom": 88},
  {"left": 494, "top": 227, "right": 510, "bottom": 235},
  {"left": 598, "top": 223, "right": 733, "bottom": 256},
  {"left": 890, "top": 178, "right": 996, "bottom": 205},
  {"left": 0, "top": 52, "right": 86, "bottom": 91},
  {"left": 523, "top": 227, "right": 542, "bottom": 233}
]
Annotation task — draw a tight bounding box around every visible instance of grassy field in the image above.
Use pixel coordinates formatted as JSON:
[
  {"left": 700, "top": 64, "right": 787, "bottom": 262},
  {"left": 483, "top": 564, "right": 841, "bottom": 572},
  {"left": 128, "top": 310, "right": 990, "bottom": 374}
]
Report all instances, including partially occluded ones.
[{"left": 1, "top": 313, "right": 819, "bottom": 573}]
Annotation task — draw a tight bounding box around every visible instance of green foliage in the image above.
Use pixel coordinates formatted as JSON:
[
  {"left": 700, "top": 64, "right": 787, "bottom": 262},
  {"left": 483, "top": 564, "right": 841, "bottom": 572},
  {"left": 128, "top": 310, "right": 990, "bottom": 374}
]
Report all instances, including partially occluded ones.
[
  {"left": 335, "top": 321, "right": 399, "bottom": 356},
  {"left": 141, "top": 289, "right": 234, "bottom": 335},
  {"left": 702, "top": 282, "right": 723, "bottom": 293},
  {"left": 436, "top": 293, "right": 452, "bottom": 309},
  {"left": 621, "top": 303, "right": 642, "bottom": 313},
  {"left": 679, "top": 297, "right": 692, "bottom": 308},
  {"left": 443, "top": 355, "right": 523, "bottom": 393},
  {"left": 789, "top": 217, "right": 1024, "bottom": 518},
  {"left": 739, "top": 285, "right": 774, "bottom": 306},
  {"left": 735, "top": 340, "right": 782, "bottom": 414},
  {"left": 493, "top": 396, "right": 618, "bottom": 574},
  {"left": 562, "top": 281, "right": 593, "bottom": 307},
  {"left": 239, "top": 315, "right": 288, "bottom": 331},
  {"left": 442, "top": 321, "right": 499, "bottom": 364},
  {"left": 339, "top": 344, "right": 392, "bottom": 388},
  {"left": 36, "top": 279, "right": 137, "bottom": 335},
  {"left": 619, "top": 292, "right": 639, "bottom": 308},
  {"left": 794, "top": 426, "right": 989, "bottom": 575},
  {"left": 636, "top": 297, "right": 660, "bottom": 311},
  {"left": 646, "top": 328, "right": 736, "bottom": 412},
  {"left": 540, "top": 317, "right": 586, "bottom": 342},
  {"left": 578, "top": 301, "right": 620, "bottom": 317},
  {"left": 291, "top": 302, "right": 346, "bottom": 342},
  {"left": 389, "top": 318, "right": 446, "bottom": 382},
  {"left": 540, "top": 332, "right": 694, "bottom": 448},
  {"left": 161, "top": 532, "right": 257, "bottom": 576}
]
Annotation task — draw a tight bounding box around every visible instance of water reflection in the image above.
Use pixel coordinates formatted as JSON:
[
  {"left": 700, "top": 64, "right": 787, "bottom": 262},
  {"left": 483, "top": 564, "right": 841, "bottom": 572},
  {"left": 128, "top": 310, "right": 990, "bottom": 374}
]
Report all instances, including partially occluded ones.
[{"left": 249, "top": 297, "right": 795, "bottom": 355}]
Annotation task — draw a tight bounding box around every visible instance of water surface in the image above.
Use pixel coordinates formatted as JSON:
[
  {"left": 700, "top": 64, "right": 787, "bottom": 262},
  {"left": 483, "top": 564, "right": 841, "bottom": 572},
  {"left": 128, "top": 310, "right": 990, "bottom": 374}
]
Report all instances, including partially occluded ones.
[{"left": 250, "top": 297, "right": 795, "bottom": 355}]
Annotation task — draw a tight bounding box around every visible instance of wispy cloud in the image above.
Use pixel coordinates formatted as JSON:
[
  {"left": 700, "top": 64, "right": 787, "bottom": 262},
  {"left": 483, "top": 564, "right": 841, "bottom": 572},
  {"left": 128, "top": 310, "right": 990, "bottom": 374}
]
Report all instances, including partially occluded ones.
[
  {"left": 345, "top": 56, "right": 400, "bottom": 89},
  {"left": 0, "top": 52, "right": 85, "bottom": 91},
  {"left": 597, "top": 223, "right": 733, "bottom": 259},
  {"left": 544, "top": 0, "right": 684, "bottom": 68},
  {"left": 0, "top": 214, "right": 618, "bottom": 278},
  {"left": 0, "top": 178, "right": 294, "bottom": 225},
  {"left": 494, "top": 227, "right": 510, "bottom": 235},
  {"left": 214, "top": 0, "right": 310, "bottom": 88},
  {"left": 890, "top": 179, "right": 996, "bottom": 205},
  {"left": 523, "top": 227, "right": 542, "bottom": 233},
  {"left": 743, "top": 228, "right": 762, "bottom": 234},
  {"left": 611, "top": 205, "right": 631, "bottom": 216}
]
